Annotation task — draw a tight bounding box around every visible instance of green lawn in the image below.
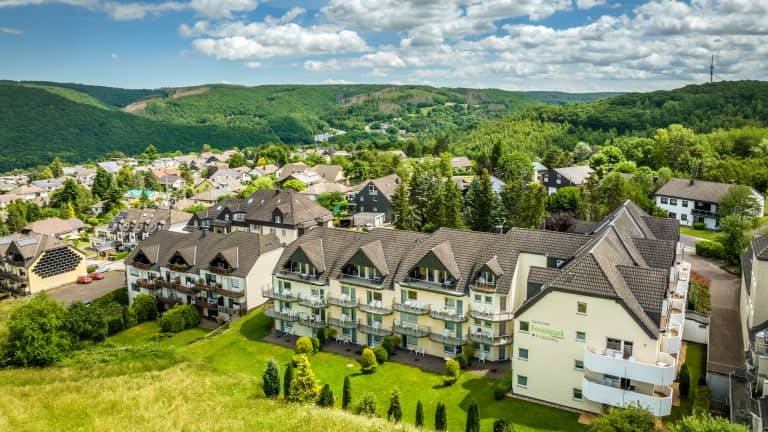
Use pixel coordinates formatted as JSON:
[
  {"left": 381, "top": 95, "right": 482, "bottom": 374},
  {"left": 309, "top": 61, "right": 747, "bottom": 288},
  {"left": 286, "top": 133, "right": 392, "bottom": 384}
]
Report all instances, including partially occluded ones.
[
  {"left": 679, "top": 227, "right": 720, "bottom": 242},
  {"left": 107, "top": 307, "right": 585, "bottom": 432},
  {"left": 668, "top": 343, "right": 706, "bottom": 421}
]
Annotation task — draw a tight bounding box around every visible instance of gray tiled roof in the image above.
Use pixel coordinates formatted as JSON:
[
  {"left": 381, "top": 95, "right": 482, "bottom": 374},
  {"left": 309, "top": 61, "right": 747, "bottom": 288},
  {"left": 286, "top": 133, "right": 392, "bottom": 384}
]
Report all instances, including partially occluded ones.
[
  {"left": 505, "top": 228, "right": 591, "bottom": 258},
  {"left": 655, "top": 178, "right": 734, "bottom": 203},
  {"left": 110, "top": 208, "right": 190, "bottom": 233},
  {"left": 553, "top": 165, "right": 594, "bottom": 185},
  {"left": 633, "top": 237, "right": 676, "bottom": 269},
  {"left": 126, "top": 230, "right": 282, "bottom": 278},
  {"left": 573, "top": 220, "right": 601, "bottom": 235},
  {"left": 354, "top": 174, "right": 401, "bottom": 202},
  {"left": 640, "top": 216, "right": 680, "bottom": 242}
]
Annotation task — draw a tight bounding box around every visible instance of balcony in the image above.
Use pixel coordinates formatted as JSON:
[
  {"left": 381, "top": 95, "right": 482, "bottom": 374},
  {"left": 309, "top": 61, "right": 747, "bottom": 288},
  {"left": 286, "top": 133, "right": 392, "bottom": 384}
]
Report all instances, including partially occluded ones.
[
  {"left": 157, "top": 294, "right": 183, "bottom": 305},
  {"left": 298, "top": 296, "right": 328, "bottom": 308},
  {"left": 155, "top": 279, "right": 175, "bottom": 289},
  {"left": 218, "top": 305, "right": 242, "bottom": 316},
  {"left": 0, "top": 270, "right": 26, "bottom": 283},
  {"left": 194, "top": 281, "right": 217, "bottom": 292},
  {"left": 394, "top": 321, "right": 430, "bottom": 338},
  {"left": 468, "top": 330, "right": 512, "bottom": 346},
  {"left": 275, "top": 269, "right": 324, "bottom": 285},
  {"left": 262, "top": 288, "right": 299, "bottom": 302},
  {"left": 393, "top": 301, "right": 430, "bottom": 315},
  {"left": 209, "top": 265, "right": 235, "bottom": 275},
  {"left": 200, "top": 298, "right": 219, "bottom": 309},
  {"left": 468, "top": 306, "right": 513, "bottom": 322},
  {"left": 358, "top": 322, "right": 393, "bottom": 337},
  {"left": 669, "top": 299, "right": 685, "bottom": 327},
  {"left": 429, "top": 332, "right": 467, "bottom": 346},
  {"left": 661, "top": 324, "right": 683, "bottom": 355},
  {"left": 132, "top": 262, "right": 152, "bottom": 270},
  {"left": 135, "top": 278, "right": 156, "bottom": 289},
  {"left": 264, "top": 307, "right": 300, "bottom": 322},
  {"left": 429, "top": 308, "right": 468, "bottom": 323},
  {"left": 469, "top": 281, "right": 497, "bottom": 293},
  {"left": 691, "top": 208, "right": 716, "bottom": 218},
  {"left": 299, "top": 315, "right": 328, "bottom": 329},
  {"left": 327, "top": 295, "right": 358, "bottom": 308},
  {"left": 583, "top": 346, "right": 676, "bottom": 386},
  {"left": 401, "top": 277, "right": 461, "bottom": 296},
  {"left": 582, "top": 377, "right": 672, "bottom": 417},
  {"left": 328, "top": 317, "right": 357, "bottom": 329},
  {"left": 216, "top": 286, "right": 245, "bottom": 298},
  {"left": 340, "top": 273, "right": 384, "bottom": 289},
  {"left": 174, "top": 283, "right": 197, "bottom": 295},
  {"left": 358, "top": 301, "right": 393, "bottom": 315}
]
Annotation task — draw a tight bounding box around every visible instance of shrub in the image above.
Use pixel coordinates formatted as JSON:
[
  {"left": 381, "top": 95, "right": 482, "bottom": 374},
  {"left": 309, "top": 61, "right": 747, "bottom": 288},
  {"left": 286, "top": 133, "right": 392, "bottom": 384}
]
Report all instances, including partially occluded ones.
[
  {"left": 310, "top": 336, "right": 320, "bottom": 353},
  {"left": 295, "top": 336, "right": 313, "bottom": 354},
  {"left": 132, "top": 293, "right": 158, "bottom": 322},
  {"left": 361, "top": 347, "right": 377, "bottom": 374},
  {"left": 678, "top": 363, "right": 691, "bottom": 398},
  {"left": 493, "top": 419, "right": 514, "bottom": 432},
  {"left": 1, "top": 293, "right": 71, "bottom": 366},
  {"left": 64, "top": 301, "right": 108, "bottom": 343},
  {"left": 671, "top": 413, "right": 747, "bottom": 432},
  {"left": 316, "top": 328, "right": 327, "bottom": 346},
  {"left": 434, "top": 401, "right": 447, "bottom": 431},
  {"left": 454, "top": 353, "right": 467, "bottom": 369},
  {"left": 415, "top": 400, "right": 424, "bottom": 427},
  {"left": 382, "top": 335, "right": 401, "bottom": 354},
  {"left": 158, "top": 304, "right": 199, "bottom": 333},
  {"left": 283, "top": 362, "right": 294, "bottom": 399},
  {"left": 466, "top": 399, "right": 480, "bottom": 432},
  {"left": 387, "top": 388, "right": 402, "bottom": 423},
  {"left": 462, "top": 343, "right": 476, "bottom": 367},
  {"left": 590, "top": 406, "right": 655, "bottom": 431},
  {"left": 287, "top": 354, "right": 320, "bottom": 403},
  {"left": 692, "top": 386, "right": 711, "bottom": 415},
  {"left": 695, "top": 240, "right": 725, "bottom": 259},
  {"left": 342, "top": 375, "right": 352, "bottom": 410},
  {"left": 443, "top": 358, "right": 460, "bottom": 385},
  {"left": 263, "top": 359, "right": 281, "bottom": 397},
  {"left": 123, "top": 305, "right": 137, "bottom": 329},
  {"left": 373, "top": 345, "right": 388, "bottom": 364},
  {"left": 317, "top": 383, "right": 335, "bottom": 407},
  {"left": 356, "top": 392, "right": 378, "bottom": 417},
  {"left": 494, "top": 372, "right": 513, "bottom": 401},
  {"left": 692, "top": 221, "right": 706, "bottom": 230}
]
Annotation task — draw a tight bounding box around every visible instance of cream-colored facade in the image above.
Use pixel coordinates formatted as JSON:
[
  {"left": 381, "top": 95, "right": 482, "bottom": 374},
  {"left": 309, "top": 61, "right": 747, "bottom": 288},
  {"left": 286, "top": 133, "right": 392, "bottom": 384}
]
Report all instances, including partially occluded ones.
[{"left": 0, "top": 237, "right": 87, "bottom": 295}]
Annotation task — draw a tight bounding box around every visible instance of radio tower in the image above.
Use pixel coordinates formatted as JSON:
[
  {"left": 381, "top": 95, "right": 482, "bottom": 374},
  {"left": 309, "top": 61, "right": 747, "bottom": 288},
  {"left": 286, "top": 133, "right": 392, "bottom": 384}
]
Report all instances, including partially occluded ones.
[{"left": 710, "top": 55, "right": 714, "bottom": 83}]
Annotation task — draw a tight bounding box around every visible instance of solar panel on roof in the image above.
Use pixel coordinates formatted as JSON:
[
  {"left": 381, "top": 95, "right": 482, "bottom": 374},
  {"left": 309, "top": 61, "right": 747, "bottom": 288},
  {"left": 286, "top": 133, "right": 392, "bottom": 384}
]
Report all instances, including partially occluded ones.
[
  {"left": 17, "top": 238, "right": 38, "bottom": 247},
  {"left": 0, "top": 237, "right": 13, "bottom": 245}
]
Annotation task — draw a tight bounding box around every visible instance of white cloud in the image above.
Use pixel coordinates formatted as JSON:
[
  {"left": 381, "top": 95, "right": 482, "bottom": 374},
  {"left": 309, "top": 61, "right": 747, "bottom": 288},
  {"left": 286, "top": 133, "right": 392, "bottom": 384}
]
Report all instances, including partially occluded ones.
[
  {"left": 0, "top": 0, "right": 257, "bottom": 20},
  {"left": 0, "top": 26, "right": 24, "bottom": 34},
  {"left": 244, "top": 61, "right": 261, "bottom": 69},
  {"left": 189, "top": 0, "right": 257, "bottom": 19},
  {"left": 111, "top": 52, "right": 118, "bottom": 59},
  {"left": 103, "top": 1, "right": 185, "bottom": 20}
]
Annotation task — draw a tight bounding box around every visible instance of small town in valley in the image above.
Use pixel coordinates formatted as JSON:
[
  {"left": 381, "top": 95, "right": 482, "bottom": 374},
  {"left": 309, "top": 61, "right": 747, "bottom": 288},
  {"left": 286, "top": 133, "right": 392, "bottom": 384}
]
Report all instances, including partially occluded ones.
[{"left": 1, "top": 1, "right": 767, "bottom": 431}]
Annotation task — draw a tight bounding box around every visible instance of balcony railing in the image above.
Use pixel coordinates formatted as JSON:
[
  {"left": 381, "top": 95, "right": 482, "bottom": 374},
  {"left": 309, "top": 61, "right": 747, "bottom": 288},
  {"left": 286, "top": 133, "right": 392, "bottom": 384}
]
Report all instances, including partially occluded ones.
[
  {"left": 328, "top": 317, "right": 357, "bottom": 329},
  {"left": 132, "top": 262, "right": 152, "bottom": 270},
  {"left": 358, "top": 322, "right": 393, "bottom": 337},
  {"left": 327, "top": 296, "right": 359, "bottom": 308},
  {"left": 582, "top": 377, "right": 672, "bottom": 417},
  {"left": 468, "top": 331, "right": 512, "bottom": 346},
  {"left": 691, "top": 208, "right": 716, "bottom": 218},
  {"left": 401, "top": 277, "right": 461, "bottom": 295},
  {"left": 136, "top": 278, "right": 155, "bottom": 289},
  {"left": 298, "top": 296, "right": 328, "bottom": 308},
  {"left": 429, "top": 308, "right": 468, "bottom": 323},
  {"left": 216, "top": 287, "right": 245, "bottom": 298},
  {"left": 583, "top": 346, "right": 676, "bottom": 386},
  {"left": 393, "top": 301, "right": 430, "bottom": 315},
  {"left": 218, "top": 305, "right": 242, "bottom": 316},
  {"left": 156, "top": 294, "right": 183, "bottom": 305},
  {"left": 0, "top": 270, "right": 26, "bottom": 282},
  {"left": 209, "top": 266, "right": 235, "bottom": 275},
  {"left": 300, "top": 315, "right": 328, "bottom": 329},
  {"left": 262, "top": 288, "right": 299, "bottom": 302},
  {"left": 394, "top": 321, "right": 430, "bottom": 338},
  {"left": 428, "top": 332, "right": 467, "bottom": 346},
  {"left": 661, "top": 324, "right": 683, "bottom": 355},
  {"left": 200, "top": 298, "right": 219, "bottom": 309},
  {"left": 275, "top": 269, "right": 324, "bottom": 284},
  {"left": 468, "top": 307, "right": 513, "bottom": 322},
  {"left": 339, "top": 273, "right": 384, "bottom": 288},
  {"left": 264, "top": 307, "right": 300, "bottom": 322},
  {"left": 469, "top": 281, "right": 497, "bottom": 292},
  {"left": 358, "top": 302, "right": 393, "bottom": 315}
]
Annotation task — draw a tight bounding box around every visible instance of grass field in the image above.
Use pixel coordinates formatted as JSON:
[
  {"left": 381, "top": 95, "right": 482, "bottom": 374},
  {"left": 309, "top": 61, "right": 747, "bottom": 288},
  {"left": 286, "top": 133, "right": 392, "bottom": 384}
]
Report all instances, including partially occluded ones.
[
  {"left": 679, "top": 227, "right": 721, "bottom": 242},
  {"left": 0, "top": 303, "right": 585, "bottom": 432},
  {"left": 668, "top": 343, "right": 706, "bottom": 421}
]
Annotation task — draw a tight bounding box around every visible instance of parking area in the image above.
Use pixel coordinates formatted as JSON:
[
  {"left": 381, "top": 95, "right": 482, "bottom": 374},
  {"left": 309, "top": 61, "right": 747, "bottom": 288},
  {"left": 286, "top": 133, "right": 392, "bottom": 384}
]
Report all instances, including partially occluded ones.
[{"left": 48, "top": 271, "right": 126, "bottom": 305}]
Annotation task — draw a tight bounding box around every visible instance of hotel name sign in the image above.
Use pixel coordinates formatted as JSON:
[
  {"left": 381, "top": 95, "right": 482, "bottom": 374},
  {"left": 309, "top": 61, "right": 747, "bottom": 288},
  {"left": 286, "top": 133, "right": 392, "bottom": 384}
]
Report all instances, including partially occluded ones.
[{"left": 531, "top": 320, "right": 564, "bottom": 342}]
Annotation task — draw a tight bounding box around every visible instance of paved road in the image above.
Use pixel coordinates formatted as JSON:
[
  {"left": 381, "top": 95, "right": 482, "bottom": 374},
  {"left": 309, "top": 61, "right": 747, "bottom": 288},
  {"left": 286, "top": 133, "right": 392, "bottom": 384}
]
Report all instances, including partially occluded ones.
[
  {"left": 48, "top": 271, "right": 126, "bottom": 305},
  {"left": 683, "top": 252, "right": 743, "bottom": 374},
  {"left": 680, "top": 234, "right": 698, "bottom": 250}
]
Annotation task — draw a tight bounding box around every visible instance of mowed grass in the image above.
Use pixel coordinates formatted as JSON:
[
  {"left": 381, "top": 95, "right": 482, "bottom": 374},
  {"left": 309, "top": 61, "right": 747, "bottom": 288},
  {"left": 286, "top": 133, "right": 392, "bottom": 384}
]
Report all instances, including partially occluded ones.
[
  {"left": 679, "top": 227, "right": 720, "bottom": 242},
  {"left": 0, "top": 304, "right": 585, "bottom": 432},
  {"left": 668, "top": 342, "right": 707, "bottom": 421}
]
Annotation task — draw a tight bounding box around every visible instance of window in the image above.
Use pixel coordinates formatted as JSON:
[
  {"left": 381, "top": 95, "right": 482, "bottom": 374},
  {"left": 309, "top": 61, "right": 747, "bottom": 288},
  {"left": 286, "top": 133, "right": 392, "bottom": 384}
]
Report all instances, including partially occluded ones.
[
  {"left": 231, "top": 279, "right": 240, "bottom": 288},
  {"left": 577, "top": 302, "right": 587, "bottom": 314},
  {"left": 682, "top": 200, "right": 688, "bottom": 208},
  {"left": 574, "top": 359, "right": 584, "bottom": 371},
  {"left": 573, "top": 388, "right": 583, "bottom": 401},
  {"left": 368, "top": 184, "right": 376, "bottom": 194},
  {"left": 130, "top": 268, "right": 139, "bottom": 277},
  {"left": 519, "top": 321, "right": 530, "bottom": 332},
  {"left": 517, "top": 375, "right": 528, "bottom": 388},
  {"left": 670, "top": 198, "right": 678, "bottom": 205},
  {"left": 681, "top": 214, "right": 688, "bottom": 221},
  {"left": 484, "top": 296, "right": 493, "bottom": 304},
  {"left": 576, "top": 331, "right": 586, "bottom": 342},
  {"left": 274, "top": 214, "right": 282, "bottom": 224},
  {"left": 518, "top": 348, "right": 528, "bottom": 360},
  {"left": 660, "top": 197, "right": 668, "bottom": 204},
  {"left": 474, "top": 294, "right": 481, "bottom": 302},
  {"left": 669, "top": 212, "right": 677, "bottom": 219},
  {"left": 131, "top": 283, "right": 139, "bottom": 292}
]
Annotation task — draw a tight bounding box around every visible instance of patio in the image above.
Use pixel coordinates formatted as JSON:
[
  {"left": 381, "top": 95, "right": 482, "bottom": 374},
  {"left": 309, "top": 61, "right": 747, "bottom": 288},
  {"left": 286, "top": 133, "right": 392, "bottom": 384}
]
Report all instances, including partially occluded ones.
[{"left": 263, "top": 330, "right": 510, "bottom": 380}]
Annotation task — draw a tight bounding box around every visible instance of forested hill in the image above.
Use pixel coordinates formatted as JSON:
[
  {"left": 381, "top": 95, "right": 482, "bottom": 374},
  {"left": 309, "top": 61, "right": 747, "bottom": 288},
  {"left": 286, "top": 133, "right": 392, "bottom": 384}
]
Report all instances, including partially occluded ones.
[{"left": 21, "top": 81, "right": 158, "bottom": 108}]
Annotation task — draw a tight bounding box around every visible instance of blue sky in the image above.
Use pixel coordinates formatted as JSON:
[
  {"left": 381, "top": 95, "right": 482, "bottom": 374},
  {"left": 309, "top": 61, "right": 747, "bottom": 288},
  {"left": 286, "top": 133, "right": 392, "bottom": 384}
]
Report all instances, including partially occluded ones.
[{"left": 1, "top": 0, "right": 766, "bottom": 91}]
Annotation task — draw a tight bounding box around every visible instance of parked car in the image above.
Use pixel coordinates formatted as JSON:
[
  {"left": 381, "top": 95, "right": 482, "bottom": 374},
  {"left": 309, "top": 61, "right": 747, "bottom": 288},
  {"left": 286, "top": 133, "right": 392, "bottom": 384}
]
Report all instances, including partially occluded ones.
[
  {"left": 77, "top": 276, "right": 93, "bottom": 284},
  {"left": 94, "top": 265, "right": 111, "bottom": 273},
  {"left": 89, "top": 272, "right": 105, "bottom": 280}
]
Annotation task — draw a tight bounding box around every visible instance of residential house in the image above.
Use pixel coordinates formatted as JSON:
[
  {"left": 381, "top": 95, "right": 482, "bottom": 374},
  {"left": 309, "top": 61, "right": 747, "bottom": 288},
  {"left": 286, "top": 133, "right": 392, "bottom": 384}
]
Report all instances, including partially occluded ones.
[
  {"left": 314, "top": 132, "right": 334, "bottom": 143},
  {"left": 22, "top": 217, "right": 85, "bottom": 239},
  {"left": 348, "top": 174, "right": 400, "bottom": 223},
  {"left": 250, "top": 164, "right": 279, "bottom": 178},
  {"left": 73, "top": 167, "right": 96, "bottom": 187},
  {"left": 313, "top": 164, "right": 346, "bottom": 184},
  {"left": 125, "top": 230, "right": 283, "bottom": 320},
  {"left": 187, "top": 189, "right": 333, "bottom": 245},
  {"left": 95, "top": 208, "right": 190, "bottom": 251},
  {"left": 191, "top": 186, "right": 236, "bottom": 205},
  {"left": 544, "top": 166, "right": 595, "bottom": 195},
  {"left": 451, "top": 156, "right": 474, "bottom": 174},
  {"left": 158, "top": 174, "right": 184, "bottom": 190},
  {"left": 532, "top": 162, "right": 548, "bottom": 184},
  {"left": 0, "top": 233, "right": 87, "bottom": 296},
  {"left": 97, "top": 161, "right": 121, "bottom": 175},
  {"left": 12, "top": 184, "right": 48, "bottom": 202},
  {"left": 300, "top": 182, "right": 350, "bottom": 201},
  {"left": 655, "top": 178, "right": 765, "bottom": 229}
]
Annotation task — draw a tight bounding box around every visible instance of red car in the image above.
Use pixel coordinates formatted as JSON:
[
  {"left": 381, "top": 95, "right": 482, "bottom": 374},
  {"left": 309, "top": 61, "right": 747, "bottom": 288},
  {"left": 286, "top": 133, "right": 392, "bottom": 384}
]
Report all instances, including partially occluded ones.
[
  {"left": 77, "top": 276, "right": 93, "bottom": 284},
  {"left": 89, "top": 272, "right": 105, "bottom": 280}
]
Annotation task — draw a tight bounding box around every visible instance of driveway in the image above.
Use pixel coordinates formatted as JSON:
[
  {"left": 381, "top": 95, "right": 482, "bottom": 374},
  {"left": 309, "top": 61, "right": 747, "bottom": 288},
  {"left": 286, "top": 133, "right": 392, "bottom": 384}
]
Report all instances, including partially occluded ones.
[
  {"left": 680, "top": 234, "right": 698, "bottom": 250},
  {"left": 48, "top": 271, "right": 126, "bottom": 305},
  {"left": 683, "top": 252, "right": 743, "bottom": 375}
]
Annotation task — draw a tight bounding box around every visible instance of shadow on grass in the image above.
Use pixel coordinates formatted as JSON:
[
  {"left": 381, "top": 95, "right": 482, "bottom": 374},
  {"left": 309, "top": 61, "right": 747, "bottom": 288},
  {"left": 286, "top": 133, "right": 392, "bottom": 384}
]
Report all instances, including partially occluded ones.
[{"left": 240, "top": 306, "right": 273, "bottom": 341}]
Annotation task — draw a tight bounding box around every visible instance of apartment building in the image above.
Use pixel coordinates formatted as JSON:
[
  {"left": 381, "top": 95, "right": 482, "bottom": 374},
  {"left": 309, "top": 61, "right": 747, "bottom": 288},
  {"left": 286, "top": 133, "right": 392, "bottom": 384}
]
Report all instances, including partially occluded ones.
[
  {"left": 655, "top": 178, "right": 765, "bottom": 229},
  {"left": 187, "top": 189, "right": 333, "bottom": 244},
  {"left": 95, "top": 208, "right": 190, "bottom": 251},
  {"left": 125, "top": 230, "right": 283, "bottom": 320},
  {"left": 0, "top": 233, "right": 87, "bottom": 295},
  {"left": 543, "top": 166, "right": 595, "bottom": 195},
  {"left": 264, "top": 201, "right": 683, "bottom": 416}
]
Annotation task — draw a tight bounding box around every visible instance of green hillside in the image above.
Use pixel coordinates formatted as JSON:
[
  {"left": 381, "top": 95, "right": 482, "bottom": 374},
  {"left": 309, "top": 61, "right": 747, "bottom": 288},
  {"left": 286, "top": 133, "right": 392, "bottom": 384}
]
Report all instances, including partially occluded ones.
[
  {"left": 521, "top": 91, "right": 623, "bottom": 105},
  {"left": 22, "top": 81, "right": 157, "bottom": 108}
]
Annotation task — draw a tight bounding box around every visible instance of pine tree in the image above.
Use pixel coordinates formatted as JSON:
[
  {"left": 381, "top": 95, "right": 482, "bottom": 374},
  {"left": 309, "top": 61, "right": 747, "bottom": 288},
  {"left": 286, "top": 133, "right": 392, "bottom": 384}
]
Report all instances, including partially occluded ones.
[
  {"left": 92, "top": 167, "right": 114, "bottom": 200},
  {"left": 283, "top": 362, "right": 294, "bottom": 400},
  {"left": 287, "top": 354, "right": 320, "bottom": 403},
  {"left": 466, "top": 399, "right": 480, "bottom": 432},
  {"left": 49, "top": 157, "right": 64, "bottom": 178},
  {"left": 342, "top": 375, "right": 352, "bottom": 410},
  {"left": 678, "top": 363, "right": 691, "bottom": 398},
  {"left": 317, "top": 383, "right": 334, "bottom": 407},
  {"left": 442, "top": 180, "right": 464, "bottom": 229},
  {"left": 415, "top": 400, "right": 424, "bottom": 428},
  {"left": 392, "top": 181, "right": 415, "bottom": 231},
  {"left": 62, "top": 201, "right": 76, "bottom": 219},
  {"left": 387, "top": 388, "right": 402, "bottom": 423},
  {"left": 262, "top": 359, "right": 280, "bottom": 398},
  {"left": 435, "top": 401, "right": 447, "bottom": 431},
  {"left": 464, "top": 169, "right": 497, "bottom": 232}
]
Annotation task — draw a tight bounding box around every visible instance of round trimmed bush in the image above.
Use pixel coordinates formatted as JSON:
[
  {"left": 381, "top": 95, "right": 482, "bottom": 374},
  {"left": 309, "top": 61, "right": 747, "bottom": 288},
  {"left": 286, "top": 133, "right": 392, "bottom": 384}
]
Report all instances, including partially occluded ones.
[
  {"left": 361, "top": 347, "right": 377, "bottom": 374},
  {"left": 310, "top": 336, "right": 320, "bottom": 353},
  {"left": 295, "top": 336, "right": 313, "bottom": 354},
  {"left": 373, "top": 345, "right": 388, "bottom": 364}
]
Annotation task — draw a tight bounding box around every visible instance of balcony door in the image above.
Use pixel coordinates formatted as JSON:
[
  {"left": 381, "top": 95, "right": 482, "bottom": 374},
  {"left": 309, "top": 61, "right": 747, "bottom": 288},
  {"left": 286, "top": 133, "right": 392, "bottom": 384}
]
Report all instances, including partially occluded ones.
[{"left": 342, "top": 286, "right": 356, "bottom": 302}]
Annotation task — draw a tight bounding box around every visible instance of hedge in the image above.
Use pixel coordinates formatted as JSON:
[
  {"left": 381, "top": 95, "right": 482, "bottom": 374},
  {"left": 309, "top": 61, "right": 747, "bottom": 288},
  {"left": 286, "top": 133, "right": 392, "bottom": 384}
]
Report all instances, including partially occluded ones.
[
  {"left": 158, "top": 304, "right": 199, "bottom": 333},
  {"left": 695, "top": 240, "right": 725, "bottom": 259}
]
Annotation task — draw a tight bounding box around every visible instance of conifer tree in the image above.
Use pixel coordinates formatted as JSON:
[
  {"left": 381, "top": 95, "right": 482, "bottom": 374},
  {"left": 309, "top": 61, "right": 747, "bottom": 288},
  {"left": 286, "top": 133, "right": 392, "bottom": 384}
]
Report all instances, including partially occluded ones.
[
  {"left": 283, "top": 362, "right": 294, "bottom": 399},
  {"left": 387, "top": 388, "right": 402, "bottom": 423},
  {"left": 415, "top": 400, "right": 424, "bottom": 428},
  {"left": 287, "top": 355, "right": 320, "bottom": 403},
  {"left": 392, "top": 181, "right": 415, "bottom": 231},
  {"left": 443, "top": 180, "right": 464, "bottom": 229},
  {"left": 435, "top": 401, "right": 447, "bottom": 431},
  {"left": 262, "top": 359, "right": 280, "bottom": 398},
  {"left": 466, "top": 399, "right": 480, "bottom": 432},
  {"left": 317, "top": 383, "right": 334, "bottom": 407},
  {"left": 342, "top": 375, "right": 352, "bottom": 410}
]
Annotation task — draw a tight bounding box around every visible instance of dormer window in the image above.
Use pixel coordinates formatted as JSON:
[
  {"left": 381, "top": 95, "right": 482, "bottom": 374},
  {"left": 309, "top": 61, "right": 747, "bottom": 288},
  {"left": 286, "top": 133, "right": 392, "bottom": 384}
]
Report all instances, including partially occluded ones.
[
  {"left": 368, "top": 184, "right": 376, "bottom": 194},
  {"left": 274, "top": 214, "right": 282, "bottom": 224}
]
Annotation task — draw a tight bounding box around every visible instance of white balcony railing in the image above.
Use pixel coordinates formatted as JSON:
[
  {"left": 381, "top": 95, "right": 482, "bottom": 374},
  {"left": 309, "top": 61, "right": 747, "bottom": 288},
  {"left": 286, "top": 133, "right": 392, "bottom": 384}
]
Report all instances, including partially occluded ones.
[
  {"left": 583, "top": 346, "right": 676, "bottom": 386},
  {"left": 661, "top": 324, "right": 683, "bottom": 355},
  {"left": 582, "top": 377, "right": 673, "bottom": 417}
]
